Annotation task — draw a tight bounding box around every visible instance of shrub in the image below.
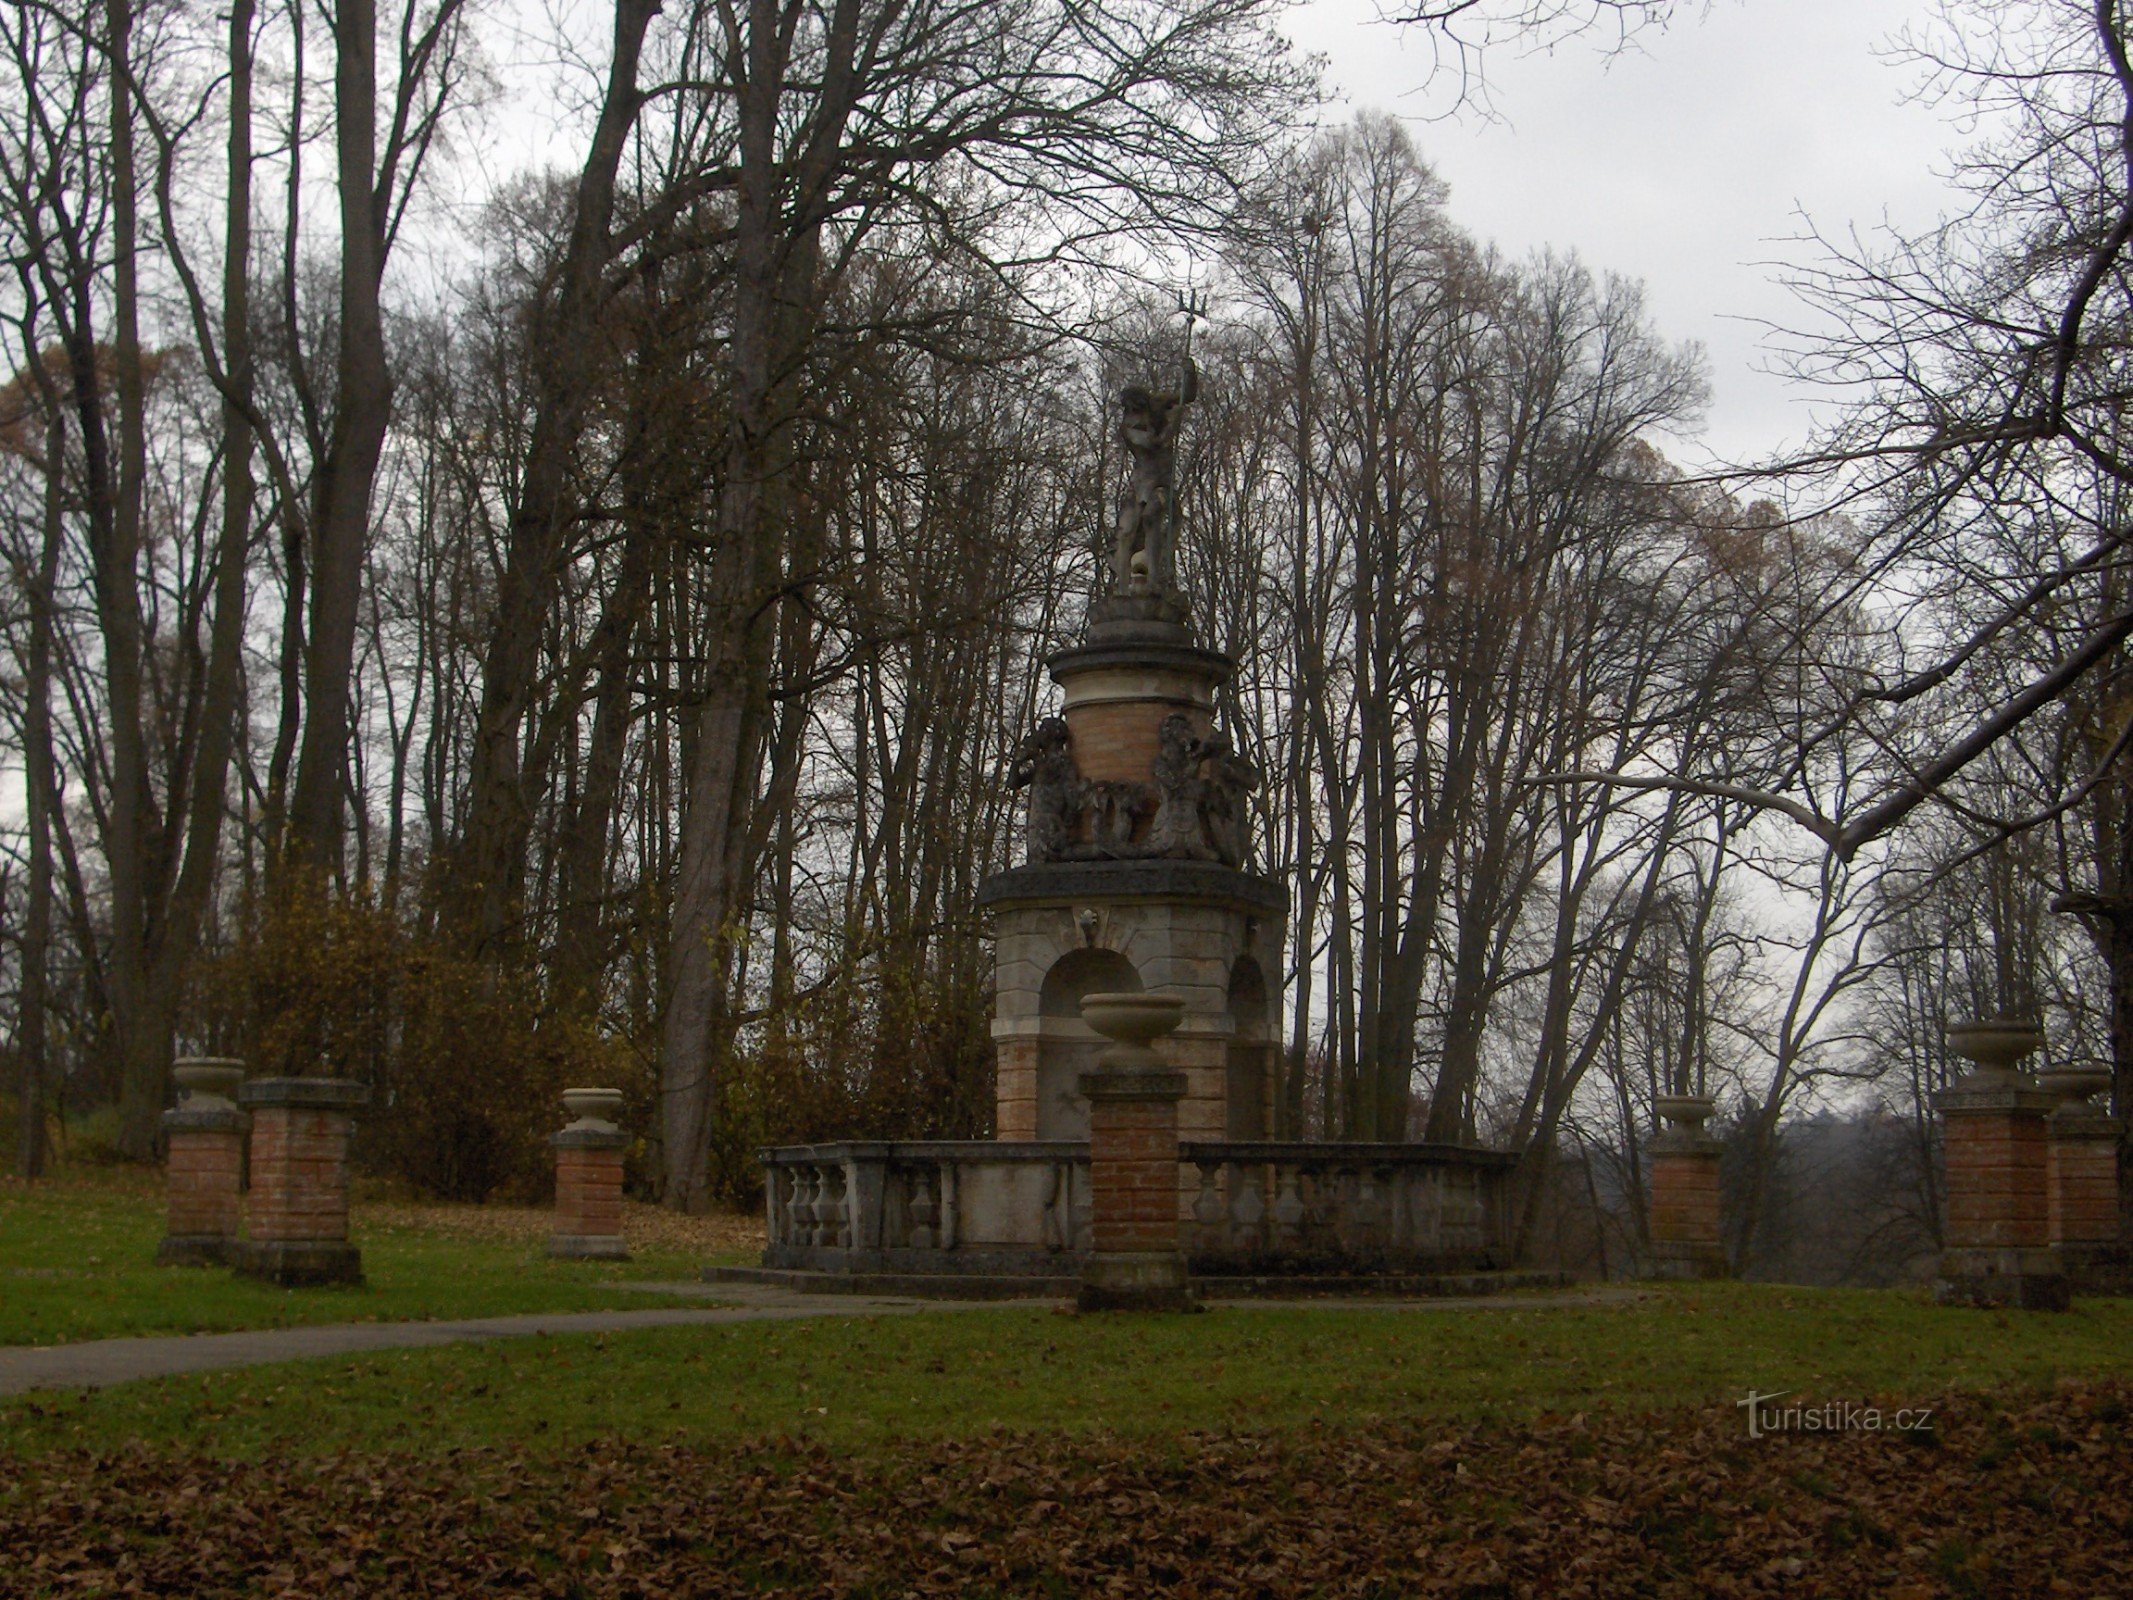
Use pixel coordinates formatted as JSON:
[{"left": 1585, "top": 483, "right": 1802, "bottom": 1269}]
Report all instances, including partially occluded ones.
[
  {"left": 705, "top": 958, "right": 992, "bottom": 1206},
  {"left": 197, "top": 877, "right": 644, "bottom": 1203}
]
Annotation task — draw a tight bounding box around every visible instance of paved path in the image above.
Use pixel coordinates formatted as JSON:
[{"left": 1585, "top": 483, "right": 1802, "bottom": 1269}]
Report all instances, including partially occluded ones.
[
  {"left": 0, "top": 1285, "right": 978, "bottom": 1397},
  {"left": 0, "top": 1284, "right": 1638, "bottom": 1398}
]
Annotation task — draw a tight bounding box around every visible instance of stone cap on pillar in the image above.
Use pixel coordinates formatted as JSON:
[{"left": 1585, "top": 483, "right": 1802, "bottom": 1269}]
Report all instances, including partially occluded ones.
[
  {"left": 2048, "top": 1108, "right": 2125, "bottom": 1138},
  {"left": 1078, "top": 1068, "right": 1188, "bottom": 1103},
  {"left": 1935, "top": 1078, "right": 2060, "bottom": 1116},
  {"left": 162, "top": 1104, "right": 247, "bottom": 1134},
  {"left": 237, "top": 1076, "right": 372, "bottom": 1112},
  {"left": 554, "top": 1126, "right": 630, "bottom": 1151},
  {"left": 1651, "top": 1127, "right": 1725, "bottom": 1156}
]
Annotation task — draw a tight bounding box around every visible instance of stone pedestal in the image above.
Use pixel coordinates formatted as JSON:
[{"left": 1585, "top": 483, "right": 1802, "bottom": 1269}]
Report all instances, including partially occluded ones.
[
  {"left": 157, "top": 1059, "right": 248, "bottom": 1266},
  {"left": 550, "top": 1088, "right": 630, "bottom": 1260},
  {"left": 2047, "top": 1105, "right": 2122, "bottom": 1274},
  {"left": 1935, "top": 1021, "right": 2065, "bottom": 1310},
  {"left": 232, "top": 1077, "right": 369, "bottom": 1286},
  {"left": 984, "top": 862, "right": 1286, "bottom": 1150},
  {"left": 983, "top": 603, "right": 1287, "bottom": 1154},
  {"left": 1078, "top": 992, "right": 1194, "bottom": 1311},
  {"left": 1648, "top": 1094, "right": 1726, "bottom": 1280},
  {"left": 1051, "top": 624, "right": 1229, "bottom": 788}
]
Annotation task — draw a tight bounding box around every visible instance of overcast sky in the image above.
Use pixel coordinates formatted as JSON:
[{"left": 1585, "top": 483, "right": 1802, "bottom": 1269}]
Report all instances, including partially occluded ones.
[{"left": 1285, "top": 0, "right": 1973, "bottom": 465}]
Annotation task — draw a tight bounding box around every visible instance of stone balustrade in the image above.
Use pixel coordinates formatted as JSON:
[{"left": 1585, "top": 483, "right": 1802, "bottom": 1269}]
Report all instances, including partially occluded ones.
[
  {"left": 759, "top": 1138, "right": 1520, "bottom": 1282},
  {"left": 1180, "top": 1142, "right": 1514, "bottom": 1274},
  {"left": 762, "top": 1142, "right": 1091, "bottom": 1275}
]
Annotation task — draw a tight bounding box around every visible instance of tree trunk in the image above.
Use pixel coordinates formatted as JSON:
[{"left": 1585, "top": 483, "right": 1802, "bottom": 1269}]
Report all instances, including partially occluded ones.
[
  {"left": 16, "top": 402, "right": 64, "bottom": 1178},
  {"left": 93, "top": 0, "right": 166, "bottom": 1158},
  {"left": 285, "top": 0, "right": 391, "bottom": 874}
]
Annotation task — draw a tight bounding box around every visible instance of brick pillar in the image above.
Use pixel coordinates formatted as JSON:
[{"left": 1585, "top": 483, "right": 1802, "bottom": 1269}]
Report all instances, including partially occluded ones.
[
  {"left": 2047, "top": 1098, "right": 2124, "bottom": 1285},
  {"left": 1078, "top": 992, "right": 1194, "bottom": 1311},
  {"left": 1936, "top": 1020, "right": 2065, "bottom": 1310},
  {"left": 157, "top": 1059, "right": 248, "bottom": 1266},
  {"left": 233, "top": 1077, "right": 369, "bottom": 1286},
  {"left": 551, "top": 1088, "right": 630, "bottom": 1260},
  {"left": 1648, "top": 1094, "right": 1726, "bottom": 1279}
]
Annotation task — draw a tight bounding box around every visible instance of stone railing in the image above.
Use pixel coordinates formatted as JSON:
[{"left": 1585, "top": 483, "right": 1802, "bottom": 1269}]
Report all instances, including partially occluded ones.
[
  {"left": 1180, "top": 1142, "right": 1516, "bottom": 1274},
  {"left": 762, "top": 1142, "right": 1090, "bottom": 1276},
  {"left": 759, "top": 1138, "right": 1519, "bottom": 1280}
]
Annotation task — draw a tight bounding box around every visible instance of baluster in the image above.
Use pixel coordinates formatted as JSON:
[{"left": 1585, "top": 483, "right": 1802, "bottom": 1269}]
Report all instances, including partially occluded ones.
[
  {"left": 940, "top": 1161, "right": 960, "bottom": 1251},
  {"left": 807, "top": 1165, "right": 831, "bottom": 1246},
  {"left": 1192, "top": 1158, "right": 1225, "bottom": 1248},
  {"left": 1229, "top": 1159, "right": 1267, "bottom": 1252},
  {"left": 1272, "top": 1163, "right": 1305, "bottom": 1251},
  {"left": 1041, "top": 1160, "right": 1064, "bottom": 1252},
  {"left": 1385, "top": 1165, "right": 1411, "bottom": 1257},
  {"left": 1353, "top": 1166, "right": 1381, "bottom": 1257},
  {"left": 831, "top": 1166, "right": 853, "bottom": 1249},
  {"left": 1448, "top": 1168, "right": 1478, "bottom": 1248},
  {"left": 1303, "top": 1165, "right": 1335, "bottom": 1247},
  {"left": 909, "top": 1165, "right": 938, "bottom": 1251},
  {"left": 1416, "top": 1167, "right": 1444, "bottom": 1250},
  {"left": 788, "top": 1165, "right": 814, "bottom": 1244}
]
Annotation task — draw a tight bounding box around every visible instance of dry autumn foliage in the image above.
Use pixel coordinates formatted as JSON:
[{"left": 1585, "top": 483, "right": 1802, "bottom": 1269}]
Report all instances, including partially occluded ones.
[{"left": 3, "top": 1381, "right": 2128, "bottom": 1597}]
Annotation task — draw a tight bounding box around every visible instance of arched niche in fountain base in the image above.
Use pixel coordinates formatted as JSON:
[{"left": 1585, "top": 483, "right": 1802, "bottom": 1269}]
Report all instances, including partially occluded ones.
[{"left": 1034, "top": 948, "right": 1141, "bottom": 1140}]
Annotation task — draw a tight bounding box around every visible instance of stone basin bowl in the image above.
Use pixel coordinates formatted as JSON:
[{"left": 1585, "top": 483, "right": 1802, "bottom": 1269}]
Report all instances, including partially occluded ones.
[
  {"left": 2036, "top": 1067, "right": 2112, "bottom": 1106},
  {"left": 1945, "top": 1019, "right": 2045, "bottom": 1077},
  {"left": 172, "top": 1058, "right": 247, "bottom": 1106},
  {"left": 561, "top": 1087, "right": 626, "bottom": 1127},
  {"left": 1079, "top": 992, "right": 1185, "bottom": 1048},
  {"left": 1653, "top": 1092, "right": 1717, "bottom": 1130}
]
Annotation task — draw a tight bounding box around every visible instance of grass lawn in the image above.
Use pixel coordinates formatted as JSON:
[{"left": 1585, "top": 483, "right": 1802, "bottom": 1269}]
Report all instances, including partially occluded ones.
[
  {"left": 6, "top": 1179, "right": 2132, "bottom": 1597},
  {"left": 5, "top": 1278, "right": 2132, "bottom": 1462},
  {"left": 0, "top": 1164, "right": 762, "bottom": 1347}
]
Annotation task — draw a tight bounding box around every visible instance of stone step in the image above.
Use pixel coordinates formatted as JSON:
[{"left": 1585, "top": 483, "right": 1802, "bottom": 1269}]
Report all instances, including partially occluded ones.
[
  {"left": 707, "top": 1264, "right": 1572, "bottom": 1302},
  {"left": 1194, "top": 1268, "right": 1572, "bottom": 1299},
  {"left": 707, "top": 1266, "right": 1080, "bottom": 1300}
]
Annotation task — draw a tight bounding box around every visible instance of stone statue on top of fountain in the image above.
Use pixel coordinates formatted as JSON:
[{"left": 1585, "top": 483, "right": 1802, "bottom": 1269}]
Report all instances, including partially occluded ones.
[{"left": 1111, "top": 356, "right": 1197, "bottom": 597}]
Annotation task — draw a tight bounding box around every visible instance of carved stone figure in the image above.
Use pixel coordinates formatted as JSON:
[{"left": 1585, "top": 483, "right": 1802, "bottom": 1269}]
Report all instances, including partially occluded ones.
[
  {"left": 1005, "top": 706, "right": 1261, "bottom": 866},
  {"left": 1145, "top": 713, "right": 1219, "bottom": 861},
  {"left": 1203, "top": 732, "right": 1261, "bottom": 867},
  {"left": 1007, "top": 717, "right": 1078, "bottom": 864},
  {"left": 1081, "top": 780, "right": 1157, "bottom": 855},
  {"left": 1112, "top": 358, "right": 1198, "bottom": 597}
]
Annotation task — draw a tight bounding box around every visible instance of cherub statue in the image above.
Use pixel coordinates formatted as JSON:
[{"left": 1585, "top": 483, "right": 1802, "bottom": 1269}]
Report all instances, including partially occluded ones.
[
  {"left": 1006, "top": 717, "right": 1080, "bottom": 863},
  {"left": 1144, "top": 711, "right": 1220, "bottom": 860},
  {"left": 1112, "top": 357, "right": 1198, "bottom": 597},
  {"left": 1202, "top": 732, "right": 1262, "bottom": 867}
]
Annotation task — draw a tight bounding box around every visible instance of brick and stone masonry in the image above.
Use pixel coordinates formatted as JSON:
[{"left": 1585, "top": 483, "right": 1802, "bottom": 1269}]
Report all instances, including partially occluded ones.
[
  {"left": 2040, "top": 1064, "right": 2124, "bottom": 1289},
  {"left": 232, "top": 1077, "right": 370, "bottom": 1286},
  {"left": 1078, "top": 991, "right": 1194, "bottom": 1311},
  {"left": 2047, "top": 1107, "right": 2119, "bottom": 1256},
  {"left": 157, "top": 1059, "right": 248, "bottom": 1266},
  {"left": 551, "top": 1088, "right": 630, "bottom": 1260},
  {"left": 1648, "top": 1094, "right": 1726, "bottom": 1280},
  {"left": 1936, "top": 1019, "right": 2067, "bottom": 1311}
]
